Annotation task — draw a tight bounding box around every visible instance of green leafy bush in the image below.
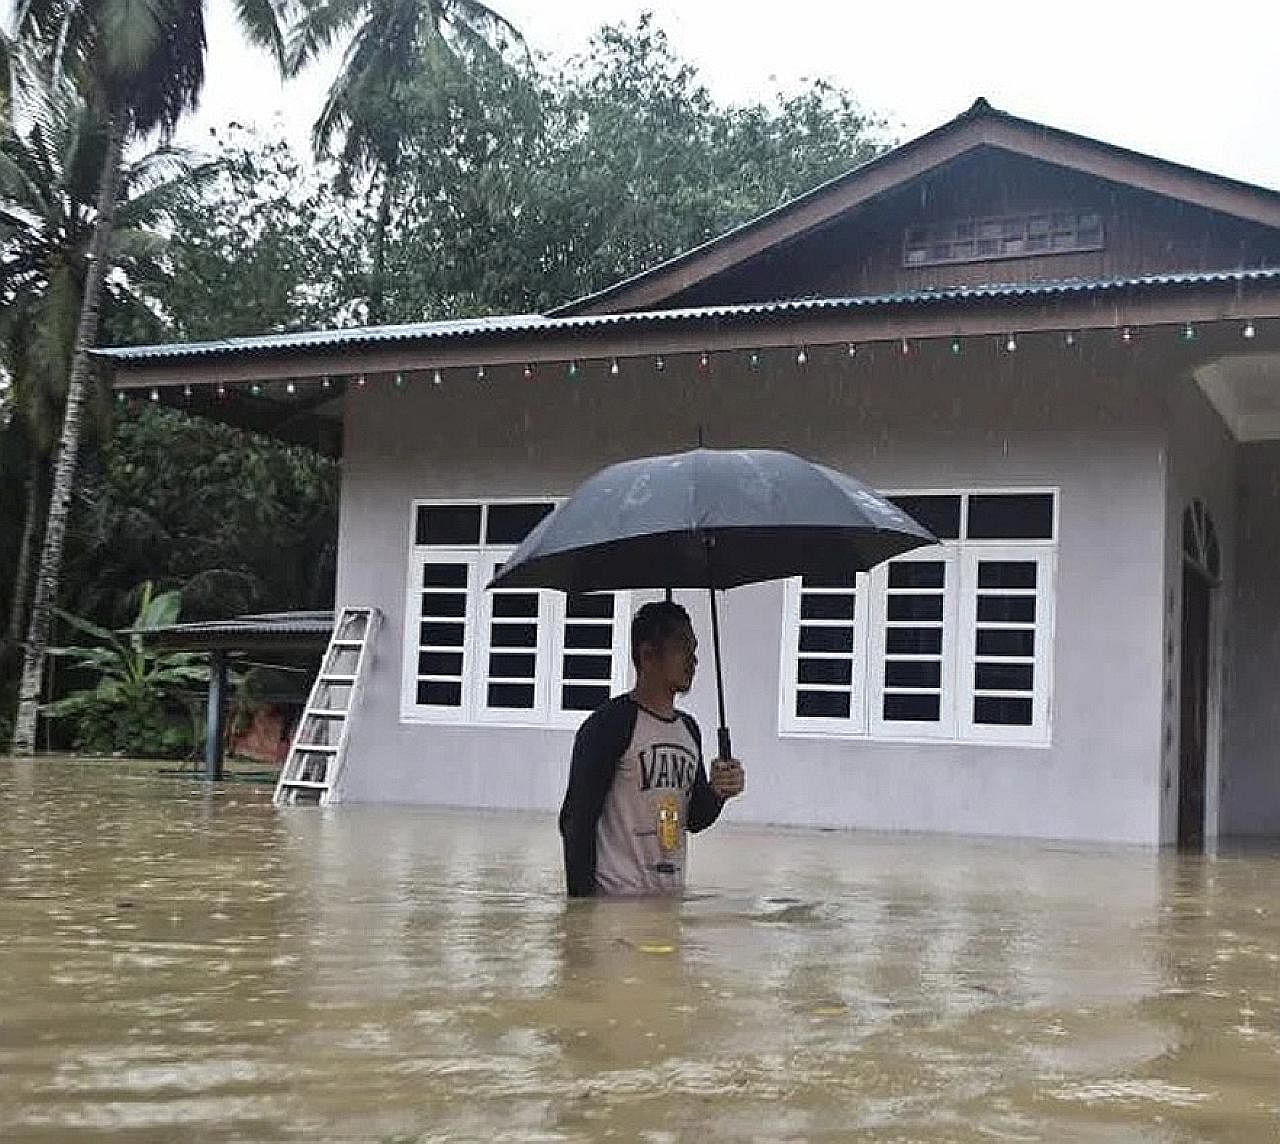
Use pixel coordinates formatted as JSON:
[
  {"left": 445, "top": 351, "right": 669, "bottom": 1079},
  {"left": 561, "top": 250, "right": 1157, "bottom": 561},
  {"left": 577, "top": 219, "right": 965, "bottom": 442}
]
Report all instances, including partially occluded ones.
[{"left": 44, "top": 582, "right": 209, "bottom": 757}]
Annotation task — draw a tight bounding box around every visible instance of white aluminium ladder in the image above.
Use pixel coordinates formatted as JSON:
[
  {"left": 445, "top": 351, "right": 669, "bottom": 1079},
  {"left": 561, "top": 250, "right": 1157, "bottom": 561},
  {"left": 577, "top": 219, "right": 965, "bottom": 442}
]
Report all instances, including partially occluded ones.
[{"left": 274, "top": 606, "right": 380, "bottom": 807}]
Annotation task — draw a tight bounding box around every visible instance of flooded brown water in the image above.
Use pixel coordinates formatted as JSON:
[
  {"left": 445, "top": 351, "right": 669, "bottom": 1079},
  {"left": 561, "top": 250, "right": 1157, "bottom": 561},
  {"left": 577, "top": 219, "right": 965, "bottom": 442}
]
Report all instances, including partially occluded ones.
[{"left": 0, "top": 759, "right": 1277, "bottom": 1142}]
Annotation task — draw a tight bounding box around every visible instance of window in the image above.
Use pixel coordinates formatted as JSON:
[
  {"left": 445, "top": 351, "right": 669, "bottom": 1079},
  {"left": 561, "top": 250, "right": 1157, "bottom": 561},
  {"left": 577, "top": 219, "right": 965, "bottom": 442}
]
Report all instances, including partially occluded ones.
[
  {"left": 403, "top": 502, "right": 630, "bottom": 726},
  {"left": 903, "top": 211, "right": 1103, "bottom": 267},
  {"left": 779, "top": 491, "right": 1056, "bottom": 746}
]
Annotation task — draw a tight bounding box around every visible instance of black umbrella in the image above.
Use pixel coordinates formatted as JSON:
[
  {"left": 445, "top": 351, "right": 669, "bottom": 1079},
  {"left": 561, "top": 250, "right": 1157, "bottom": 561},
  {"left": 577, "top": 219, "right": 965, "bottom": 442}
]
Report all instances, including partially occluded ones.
[{"left": 488, "top": 447, "right": 935, "bottom": 758}]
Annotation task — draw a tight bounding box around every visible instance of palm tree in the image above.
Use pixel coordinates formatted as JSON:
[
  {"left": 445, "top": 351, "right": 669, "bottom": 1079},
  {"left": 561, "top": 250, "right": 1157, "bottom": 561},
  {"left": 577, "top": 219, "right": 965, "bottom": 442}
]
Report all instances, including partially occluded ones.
[
  {"left": 287, "top": 0, "right": 524, "bottom": 322},
  {"left": 1, "top": 77, "right": 197, "bottom": 660},
  {"left": 7, "top": 0, "right": 285, "bottom": 755}
]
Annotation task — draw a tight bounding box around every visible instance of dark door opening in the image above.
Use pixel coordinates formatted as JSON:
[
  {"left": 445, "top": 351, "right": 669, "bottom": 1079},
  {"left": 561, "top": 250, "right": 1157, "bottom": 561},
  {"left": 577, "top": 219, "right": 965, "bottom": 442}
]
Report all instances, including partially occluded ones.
[{"left": 1178, "top": 564, "right": 1211, "bottom": 851}]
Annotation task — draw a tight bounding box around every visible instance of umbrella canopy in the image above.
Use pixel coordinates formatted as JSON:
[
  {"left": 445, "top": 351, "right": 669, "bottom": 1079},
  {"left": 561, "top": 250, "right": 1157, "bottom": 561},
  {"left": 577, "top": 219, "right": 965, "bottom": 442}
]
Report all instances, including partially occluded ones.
[
  {"left": 487, "top": 447, "right": 937, "bottom": 761},
  {"left": 488, "top": 448, "right": 935, "bottom": 593}
]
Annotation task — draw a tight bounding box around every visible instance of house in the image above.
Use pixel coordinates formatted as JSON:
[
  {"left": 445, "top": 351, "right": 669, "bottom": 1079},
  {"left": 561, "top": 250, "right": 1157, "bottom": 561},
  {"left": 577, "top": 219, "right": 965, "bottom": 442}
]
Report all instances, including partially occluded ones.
[{"left": 97, "top": 98, "right": 1280, "bottom": 848}]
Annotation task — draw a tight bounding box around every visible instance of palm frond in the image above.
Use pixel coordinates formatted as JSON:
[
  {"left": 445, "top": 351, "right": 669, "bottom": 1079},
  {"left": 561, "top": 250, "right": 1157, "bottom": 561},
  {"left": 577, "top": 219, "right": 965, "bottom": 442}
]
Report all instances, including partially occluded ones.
[
  {"left": 285, "top": 0, "right": 361, "bottom": 75},
  {"left": 230, "top": 0, "right": 287, "bottom": 69}
]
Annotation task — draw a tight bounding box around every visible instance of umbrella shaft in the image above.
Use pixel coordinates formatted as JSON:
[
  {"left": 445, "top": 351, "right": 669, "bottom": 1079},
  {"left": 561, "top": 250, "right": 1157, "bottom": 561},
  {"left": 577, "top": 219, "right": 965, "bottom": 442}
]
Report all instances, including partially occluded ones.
[{"left": 707, "top": 583, "right": 732, "bottom": 760}]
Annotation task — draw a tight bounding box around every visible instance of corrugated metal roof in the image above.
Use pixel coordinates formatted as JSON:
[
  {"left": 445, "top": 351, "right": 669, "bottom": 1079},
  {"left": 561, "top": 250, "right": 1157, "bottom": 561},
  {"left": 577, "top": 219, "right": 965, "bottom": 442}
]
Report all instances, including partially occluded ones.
[
  {"left": 127, "top": 610, "right": 334, "bottom": 650},
  {"left": 95, "top": 267, "right": 1280, "bottom": 366}
]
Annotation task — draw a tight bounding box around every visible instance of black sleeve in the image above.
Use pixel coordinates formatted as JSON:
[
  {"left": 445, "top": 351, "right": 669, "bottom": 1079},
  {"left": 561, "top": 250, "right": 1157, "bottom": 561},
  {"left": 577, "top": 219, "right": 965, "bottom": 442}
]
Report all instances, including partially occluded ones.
[
  {"left": 558, "top": 698, "right": 635, "bottom": 896},
  {"left": 680, "top": 712, "right": 725, "bottom": 834}
]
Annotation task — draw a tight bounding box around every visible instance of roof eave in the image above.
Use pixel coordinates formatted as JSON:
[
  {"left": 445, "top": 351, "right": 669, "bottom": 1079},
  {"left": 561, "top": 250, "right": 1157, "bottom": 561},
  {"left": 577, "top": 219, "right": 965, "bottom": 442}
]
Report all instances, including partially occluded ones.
[{"left": 102, "top": 272, "right": 1280, "bottom": 389}]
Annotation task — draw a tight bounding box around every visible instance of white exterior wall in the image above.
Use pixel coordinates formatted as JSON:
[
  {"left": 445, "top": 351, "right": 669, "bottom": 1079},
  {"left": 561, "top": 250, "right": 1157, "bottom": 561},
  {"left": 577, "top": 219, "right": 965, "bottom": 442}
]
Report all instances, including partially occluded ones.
[{"left": 332, "top": 349, "right": 1168, "bottom": 844}]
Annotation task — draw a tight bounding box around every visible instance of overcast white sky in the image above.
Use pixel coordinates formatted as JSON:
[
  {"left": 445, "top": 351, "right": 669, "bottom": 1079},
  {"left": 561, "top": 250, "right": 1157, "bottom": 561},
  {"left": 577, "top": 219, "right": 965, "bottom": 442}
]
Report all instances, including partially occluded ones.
[{"left": 183, "top": 0, "right": 1280, "bottom": 191}]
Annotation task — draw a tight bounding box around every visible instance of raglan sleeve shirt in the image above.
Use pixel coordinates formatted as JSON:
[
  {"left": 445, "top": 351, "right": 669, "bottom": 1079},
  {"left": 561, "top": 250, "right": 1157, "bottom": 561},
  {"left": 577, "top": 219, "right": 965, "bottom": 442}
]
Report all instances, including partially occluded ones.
[{"left": 559, "top": 698, "right": 725, "bottom": 897}]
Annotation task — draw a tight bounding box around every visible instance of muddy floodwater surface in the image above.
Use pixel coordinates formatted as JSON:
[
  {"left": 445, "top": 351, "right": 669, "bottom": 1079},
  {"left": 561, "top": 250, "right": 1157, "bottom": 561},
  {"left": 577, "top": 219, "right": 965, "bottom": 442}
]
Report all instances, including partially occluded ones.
[{"left": 0, "top": 758, "right": 1277, "bottom": 1142}]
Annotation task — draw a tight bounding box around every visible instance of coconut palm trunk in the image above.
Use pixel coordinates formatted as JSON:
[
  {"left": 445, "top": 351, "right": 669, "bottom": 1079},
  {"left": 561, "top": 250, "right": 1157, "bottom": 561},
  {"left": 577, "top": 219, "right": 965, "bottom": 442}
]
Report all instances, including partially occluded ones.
[
  {"left": 368, "top": 150, "right": 398, "bottom": 322},
  {"left": 6, "top": 466, "right": 45, "bottom": 648},
  {"left": 10, "top": 106, "right": 125, "bottom": 755}
]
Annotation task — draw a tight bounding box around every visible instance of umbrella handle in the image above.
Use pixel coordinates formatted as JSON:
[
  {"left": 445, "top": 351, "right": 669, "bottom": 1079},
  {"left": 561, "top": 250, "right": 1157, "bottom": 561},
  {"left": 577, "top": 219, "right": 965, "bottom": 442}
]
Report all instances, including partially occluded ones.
[{"left": 717, "top": 725, "right": 732, "bottom": 761}]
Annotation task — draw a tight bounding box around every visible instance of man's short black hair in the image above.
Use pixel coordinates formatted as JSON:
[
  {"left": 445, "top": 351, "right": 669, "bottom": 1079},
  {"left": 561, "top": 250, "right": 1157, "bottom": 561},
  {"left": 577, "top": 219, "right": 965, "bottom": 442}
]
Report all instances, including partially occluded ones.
[{"left": 631, "top": 600, "right": 692, "bottom": 670}]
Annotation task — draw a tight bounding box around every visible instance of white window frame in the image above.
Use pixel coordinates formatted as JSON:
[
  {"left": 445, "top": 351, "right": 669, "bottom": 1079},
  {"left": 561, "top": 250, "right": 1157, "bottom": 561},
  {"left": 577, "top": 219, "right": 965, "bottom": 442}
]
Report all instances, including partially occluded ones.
[
  {"left": 956, "top": 545, "right": 1056, "bottom": 744},
  {"left": 867, "top": 548, "right": 959, "bottom": 741},
  {"left": 777, "top": 487, "right": 1058, "bottom": 748},
  {"left": 400, "top": 499, "right": 631, "bottom": 728},
  {"left": 779, "top": 572, "right": 870, "bottom": 736}
]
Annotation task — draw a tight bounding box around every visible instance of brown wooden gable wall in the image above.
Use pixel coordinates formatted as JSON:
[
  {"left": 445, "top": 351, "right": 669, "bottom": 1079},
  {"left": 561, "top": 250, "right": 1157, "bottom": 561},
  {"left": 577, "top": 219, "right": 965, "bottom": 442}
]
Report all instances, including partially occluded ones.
[{"left": 665, "top": 148, "right": 1280, "bottom": 309}]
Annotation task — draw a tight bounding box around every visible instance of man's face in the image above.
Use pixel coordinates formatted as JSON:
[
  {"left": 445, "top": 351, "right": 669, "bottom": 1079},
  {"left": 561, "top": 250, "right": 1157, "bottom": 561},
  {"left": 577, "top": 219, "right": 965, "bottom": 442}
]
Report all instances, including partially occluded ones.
[{"left": 644, "top": 621, "right": 698, "bottom": 695}]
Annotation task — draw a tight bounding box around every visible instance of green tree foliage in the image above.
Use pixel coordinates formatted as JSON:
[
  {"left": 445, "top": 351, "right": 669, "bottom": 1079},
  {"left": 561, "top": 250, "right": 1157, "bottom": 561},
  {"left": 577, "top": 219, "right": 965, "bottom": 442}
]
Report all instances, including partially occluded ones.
[
  {"left": 62, "top": 403, "right": 338, "bottom": 626},
  {"left": 384, "top": 15, "right": 890, "bottom": 319},
  {"left": 155, "top": 127, "right": 363, "bottom": 338},
  {"left": 287, "top": 0, "right": 526, "bottom": 321}
]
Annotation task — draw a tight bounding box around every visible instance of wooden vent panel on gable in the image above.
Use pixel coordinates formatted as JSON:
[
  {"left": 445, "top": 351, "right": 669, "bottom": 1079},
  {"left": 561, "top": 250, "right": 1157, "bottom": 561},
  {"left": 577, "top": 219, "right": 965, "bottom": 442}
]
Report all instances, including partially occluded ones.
[{"left": 903, "top": 210, "right": 1104, "bottom": 267}]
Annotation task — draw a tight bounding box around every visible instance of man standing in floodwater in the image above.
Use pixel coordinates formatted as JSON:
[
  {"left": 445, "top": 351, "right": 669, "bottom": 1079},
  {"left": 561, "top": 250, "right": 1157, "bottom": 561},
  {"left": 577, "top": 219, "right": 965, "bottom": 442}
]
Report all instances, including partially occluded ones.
[{"left": 559, "top": 600, "right": 746, "bottom": 896}]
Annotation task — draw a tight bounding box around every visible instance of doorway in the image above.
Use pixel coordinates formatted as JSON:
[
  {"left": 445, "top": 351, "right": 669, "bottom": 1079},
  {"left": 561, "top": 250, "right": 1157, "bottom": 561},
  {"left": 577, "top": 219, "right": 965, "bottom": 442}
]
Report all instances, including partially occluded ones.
[{"left": 1178, "top": 500, "right": 1220, "bottom": 851}]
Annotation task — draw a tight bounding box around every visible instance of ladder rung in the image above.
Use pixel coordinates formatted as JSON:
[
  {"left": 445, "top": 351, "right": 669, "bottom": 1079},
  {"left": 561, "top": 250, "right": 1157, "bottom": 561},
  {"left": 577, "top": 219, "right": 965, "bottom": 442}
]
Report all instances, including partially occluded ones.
[
  {"left": 331, "top": 639, "right": 363, "bottom": 648},
  {"left": 305, "top": 709, "right": 348, "bottom": 718},
  {"left": 291, "top": 743, "right": 338, "bottom": 754},
  {"left": 280, "top": 779, "right": 329, "bottom": 789},
  {"left": 318, "top": 674, "right": 356, "bottom": 683}
]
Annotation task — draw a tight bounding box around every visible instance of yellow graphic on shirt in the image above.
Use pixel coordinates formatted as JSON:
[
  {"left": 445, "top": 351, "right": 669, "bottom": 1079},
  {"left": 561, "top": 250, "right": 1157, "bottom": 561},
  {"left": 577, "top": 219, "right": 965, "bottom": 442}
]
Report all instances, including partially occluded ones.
[{"left": 656, "top": 795, "right": 681, "bottom": 854}]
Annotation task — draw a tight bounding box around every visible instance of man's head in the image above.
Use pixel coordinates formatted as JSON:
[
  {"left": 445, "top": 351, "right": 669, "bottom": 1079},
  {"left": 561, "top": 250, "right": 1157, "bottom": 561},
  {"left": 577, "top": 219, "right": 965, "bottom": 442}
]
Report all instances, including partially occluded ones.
[{"left": 631, "top": 601, "right": 697, "bottom": 695}]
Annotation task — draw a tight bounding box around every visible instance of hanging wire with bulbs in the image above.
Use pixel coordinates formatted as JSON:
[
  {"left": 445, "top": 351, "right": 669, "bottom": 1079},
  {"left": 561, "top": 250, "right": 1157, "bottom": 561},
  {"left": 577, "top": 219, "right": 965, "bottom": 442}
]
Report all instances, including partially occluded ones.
[{"left": 117, "top": 318, "right": 1270, "bottom": 404}]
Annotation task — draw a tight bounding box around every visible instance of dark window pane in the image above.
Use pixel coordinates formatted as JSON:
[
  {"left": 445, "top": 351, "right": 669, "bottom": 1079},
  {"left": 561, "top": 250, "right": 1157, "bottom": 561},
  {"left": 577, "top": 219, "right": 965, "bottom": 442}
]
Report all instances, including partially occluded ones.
[
  {"left": 492, "top": 592, "right": 539, "bottom": 618},
  {"left": 889, "top": 561, "right": 944, "bottom": 589},
  {"left": 564, "top": 624, "right": 613, "bottom": 650},
  {"left": 417, "top": 505, "right": 481, "bottom": 545},
  {"left": 563, "top": 684, "right": 611, "bottom": 711},
  {"left": 883, "top": 694, "right": 941, "bottom": 721},
  {"left": 976, "top": 662, "right": 1034, "bottom": 691},
  {"left": 976, "top": 629, "right": 1035, "bottom": 657},
  {"left": 419, "top": 651, "right": 463, "bottom": 676},
  {"left": 488, "top": 652, "right": 536, "bottom": 678},
  {"left": 420, "top": 621, "right": 464, "bottom": 647},
  {"left": 799, "top": 625, "right": 854, "bottom": 653},
  {"left": 974, "top": 696, "right": 1033, "bottom": 725},
  {"left": 798, "top": 658, "right": 852, "bottom": 686},
  {"left": 486, "top": 502, "right": 555, "bottom": 545},
  {"left": 490, "top": 622, "right": 538, "bottom": 648},
  {"left": 421, "top": 591, "right": 467, "bottom": 618},
  {"left": 978, "top": 561, "right": 1037, "bottom": 589},
  {"left": 977, "top": 595, "right": 1036, "bottom": 623},
  {"left": 966, "top": 494, "right": 1054, "bottom": 539},
  {"left": 890, "top": 495, "right": 961, "bottom": 539},
  {"left": 423, "top": 563, "right": 468, "bottom": 588},
  {"left": 563, "top": 654, "right": 612, "bottom": 680},
  {"left": 488, "top": 683, "right": 535, "bottom": 709},
  {"left": 418, "top": 680, "right": 462, "bottom": 706},
  {"left": 567, "top": 594, "right": 614, "bottom": 620},
  {"left": 797, "top": 690, "right": 851, "bottom": 718},
  {"left": 886, "top": 626, "right": 942, "bottom": 655},
  {"left": 803, "top": 571, "right": 858, "bottom": 589},
  {"left": 884, "top": 660, "right": 941, "bottom": 688},
  {"left": 801, "top": 593, "right": 855, "bottom": 620},
  {"left": 887, "top": 594, "right": 943, "bottom": 621}
]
